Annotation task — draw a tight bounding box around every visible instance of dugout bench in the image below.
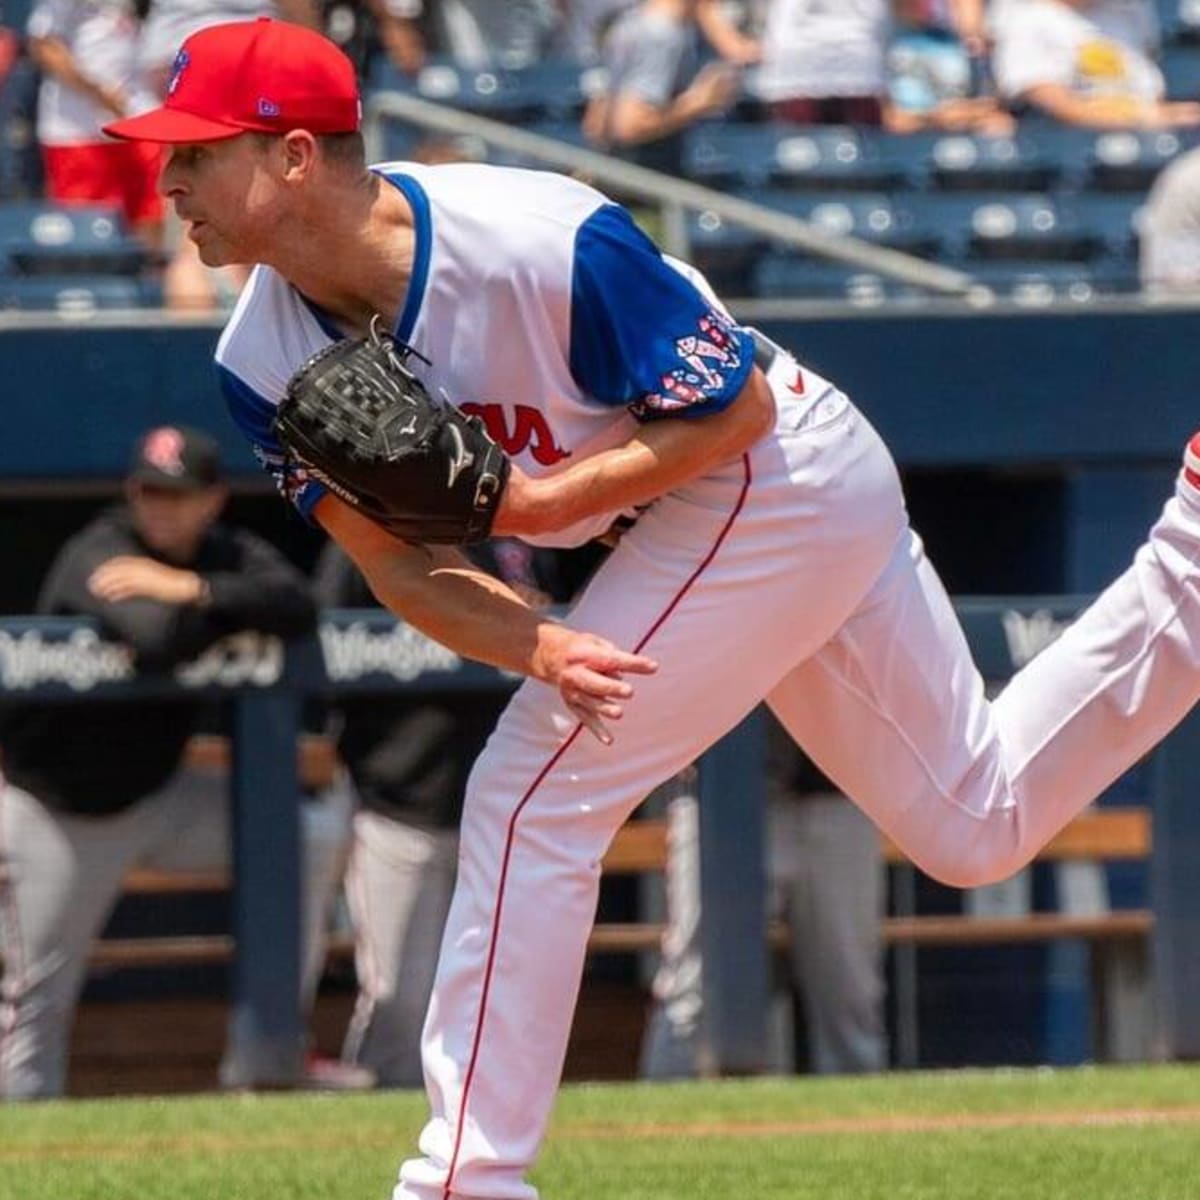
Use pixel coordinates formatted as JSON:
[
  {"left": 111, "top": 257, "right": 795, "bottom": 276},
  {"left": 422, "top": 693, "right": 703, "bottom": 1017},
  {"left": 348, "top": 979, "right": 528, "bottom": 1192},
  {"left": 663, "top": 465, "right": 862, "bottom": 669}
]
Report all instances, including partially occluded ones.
[
  {"left": 111, "top": 787, "right": 1151, "bottom": 1064},
  {"left": 1, "top": 599, "right": 1199, "bottom": 1085}
]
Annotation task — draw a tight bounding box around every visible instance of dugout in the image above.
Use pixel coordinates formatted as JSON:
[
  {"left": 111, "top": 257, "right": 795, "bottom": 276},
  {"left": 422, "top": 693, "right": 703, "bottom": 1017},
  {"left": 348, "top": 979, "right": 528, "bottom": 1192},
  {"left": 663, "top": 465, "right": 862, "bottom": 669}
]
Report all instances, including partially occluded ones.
[{"left": 0, "top": 303, "right": 1197, "bottom": 1076}]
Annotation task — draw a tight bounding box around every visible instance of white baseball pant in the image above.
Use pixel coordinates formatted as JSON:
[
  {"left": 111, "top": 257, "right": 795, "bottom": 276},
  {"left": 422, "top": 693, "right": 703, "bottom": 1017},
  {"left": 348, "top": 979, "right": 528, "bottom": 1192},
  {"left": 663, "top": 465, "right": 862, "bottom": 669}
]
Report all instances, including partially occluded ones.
[{"left": 396, "top": 353, "right": 1200, "bottom": 1200}]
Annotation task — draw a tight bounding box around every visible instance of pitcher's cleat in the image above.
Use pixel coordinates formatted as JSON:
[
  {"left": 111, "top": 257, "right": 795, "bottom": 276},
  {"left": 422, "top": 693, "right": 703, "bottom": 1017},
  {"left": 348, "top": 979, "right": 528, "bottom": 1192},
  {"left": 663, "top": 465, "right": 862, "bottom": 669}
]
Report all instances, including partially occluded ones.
[{"left": 1185, "top": 432, "right": 1200, "bottom": 492}]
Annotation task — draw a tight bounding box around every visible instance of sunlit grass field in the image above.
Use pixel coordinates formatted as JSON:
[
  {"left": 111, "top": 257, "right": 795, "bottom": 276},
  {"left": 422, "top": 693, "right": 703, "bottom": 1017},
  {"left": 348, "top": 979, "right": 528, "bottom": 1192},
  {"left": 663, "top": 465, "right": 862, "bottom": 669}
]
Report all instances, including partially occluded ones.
[{"left": 2, "top": 1065, "right": 1199, "bottom": 1200}]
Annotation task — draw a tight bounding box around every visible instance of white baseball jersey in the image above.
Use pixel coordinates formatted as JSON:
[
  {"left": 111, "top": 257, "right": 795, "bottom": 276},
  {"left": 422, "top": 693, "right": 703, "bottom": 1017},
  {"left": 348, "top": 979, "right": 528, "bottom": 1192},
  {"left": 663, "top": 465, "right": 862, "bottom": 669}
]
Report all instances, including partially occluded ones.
[
  {"left": 217, "top": 159, "right": 1200, "bottom": 1200},
  {"left": 216, "top": 162, "right": 756, "bottom": 547}
]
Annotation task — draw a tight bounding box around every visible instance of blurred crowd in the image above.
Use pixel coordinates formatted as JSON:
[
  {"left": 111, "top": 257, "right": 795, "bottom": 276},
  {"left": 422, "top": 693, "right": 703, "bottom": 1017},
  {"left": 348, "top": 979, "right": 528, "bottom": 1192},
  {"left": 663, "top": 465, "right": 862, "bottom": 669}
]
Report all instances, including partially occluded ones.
[{"left": 0, "top": 0, "right": 1199, "bottom": 303}]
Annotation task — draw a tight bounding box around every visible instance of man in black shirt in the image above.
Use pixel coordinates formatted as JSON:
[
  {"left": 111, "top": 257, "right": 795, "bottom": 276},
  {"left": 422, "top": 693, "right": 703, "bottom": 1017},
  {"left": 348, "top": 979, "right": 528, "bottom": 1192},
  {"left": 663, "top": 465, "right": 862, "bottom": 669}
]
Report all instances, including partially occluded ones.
[{"left": 0, "top": 425, "right": 349, "bottom": 1099}]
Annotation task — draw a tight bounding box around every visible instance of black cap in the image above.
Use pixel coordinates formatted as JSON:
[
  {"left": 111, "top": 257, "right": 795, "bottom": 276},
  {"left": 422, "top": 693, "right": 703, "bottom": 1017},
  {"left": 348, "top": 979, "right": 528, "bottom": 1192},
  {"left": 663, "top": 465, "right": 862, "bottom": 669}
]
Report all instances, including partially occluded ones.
[{"left": 128, "top": 425, "right": 222, "bottom": 491}]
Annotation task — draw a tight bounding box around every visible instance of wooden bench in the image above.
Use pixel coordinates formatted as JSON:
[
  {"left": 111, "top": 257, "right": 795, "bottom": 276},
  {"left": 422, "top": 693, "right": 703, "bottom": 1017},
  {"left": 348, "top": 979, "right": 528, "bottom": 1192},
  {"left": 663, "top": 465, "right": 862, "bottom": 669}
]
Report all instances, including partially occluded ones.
[
  {"left": 44, "top": 736, "right": 1151, "bottom": 1063},
  {"left": 113, "top": 806, "right": 1152, "bottom": 961}
]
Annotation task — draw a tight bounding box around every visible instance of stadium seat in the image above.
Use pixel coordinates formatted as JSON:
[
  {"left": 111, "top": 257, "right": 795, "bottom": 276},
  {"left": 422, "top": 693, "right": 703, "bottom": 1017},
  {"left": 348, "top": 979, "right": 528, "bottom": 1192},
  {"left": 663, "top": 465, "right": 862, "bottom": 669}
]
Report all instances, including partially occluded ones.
[
  {"left": 683, "top": 124, "right": 786, "bottom": 189},
  {"left": 906, "top": 193, "right": 1107, "bottom": 263},
  {"left": 1160, "top": 0, "right": 1200, "bottom": 45},
  {"left": 1083, "top": 128, "right": 1197, "bottom": 191},
  {"left": 907, "top": 131, "right": 1065, "bottom": 193},
  {"left": 507, "top": 59, "right": 608, "bottom": 121},
  {"left": 0, "top": 275, "right": 148, "bottom": 313},
  {"left": 749, "top": 255, "right": 930, "bottom": 304},
  {"left": 368, "top": 57, "right": 550, "bottom": 122},
  {"left": 1061, "top": 193, "right": 1148, "bottom": 261},
  {"left": 751, "top": 255, "right": 1140, "bottom": 306},
  {"left": 685, "top": 207, "right": 768, "bottom": 295},
  {"left": 962, "top": 260, "right": 1142, "bottom": 303},
  {"left": 0, "top": 203, "right": 147, "bottom": 276},
  {"left": 752, "top": 191, "right": 942, "bottom": 258},
  {"left": 1161, "top": 45, "right": 1200, "bottom": 99},
  {"left": 683, "top": 123, "right": 908, "bottom": 192}
]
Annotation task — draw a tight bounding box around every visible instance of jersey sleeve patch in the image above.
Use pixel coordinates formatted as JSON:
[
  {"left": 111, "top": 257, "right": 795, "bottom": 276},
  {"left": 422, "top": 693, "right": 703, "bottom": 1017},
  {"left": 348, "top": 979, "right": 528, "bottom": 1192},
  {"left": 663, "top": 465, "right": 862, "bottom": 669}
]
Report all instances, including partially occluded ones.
[
  {"left": 568, "top": 203, "right": 755, "bottom": 421},
  {"left": 217, "top": 364, "right": 327, "bottom": 520}
]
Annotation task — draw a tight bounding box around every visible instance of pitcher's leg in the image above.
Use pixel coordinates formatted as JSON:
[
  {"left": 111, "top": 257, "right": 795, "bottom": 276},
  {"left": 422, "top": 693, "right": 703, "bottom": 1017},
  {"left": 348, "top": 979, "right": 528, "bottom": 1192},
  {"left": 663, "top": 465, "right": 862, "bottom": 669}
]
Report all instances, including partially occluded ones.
[
  {"left": 398, "top": 395, "right": 911, "bottom": 1199},
  {"left": 993, "top": 481, "right": 1200, "bottom": 827},
  {"left": 398, "top": 504, "right": 899, "bottom": 1195},
  {"left": 771, "top": 475, "right": 1200, "bottom": 888},
  {"left": 768, "top": 527, "right": 1017, "bottom": 888}
]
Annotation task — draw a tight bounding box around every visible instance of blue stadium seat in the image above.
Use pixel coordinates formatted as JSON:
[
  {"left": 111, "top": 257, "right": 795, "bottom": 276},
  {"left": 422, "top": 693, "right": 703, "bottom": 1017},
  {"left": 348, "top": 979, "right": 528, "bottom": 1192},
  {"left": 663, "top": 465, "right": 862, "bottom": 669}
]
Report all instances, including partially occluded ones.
[
  {"left": 750, "top": 255, "right": 929, "bottom": 304},
  {"left": 0, "top": 203, "right": 147, "bottom": 276},
  {"left": 752, "top": 191, "right": 941, "bottom": 258},
  {"left": 751, "top": 256, "right": 1140, "bottom": 306},
  {"left": 683, "top": 123, "right": 908, "bottom": 192},
  {"left": 686, "top": 207, "right": 768, "bottom": 295},
  {"left": 368, "top": 57, "right": 550, "bottom": 122},
  {"left": 1082, "top": 128, "right": 1198, "bottom": 191},
  {"left": 0, "top": 275, "right": 148, "bottom": 313},
  {"left": 905, "top": 193, "right": 1106, "bottom": 262},
  {"left": 962, "top": 261, "right": 1141, "bottom": 303},
  {"left": 1161, "top": 45, "right": 1200, "bottom": 98},
  {"left": 1061, "top": 193, "right": 1149, "bottom": 261},
  {"left": 907, "top": 131, "right": 1065, "bottom": 192},
  {"left": 1159, "top": 0, "right": 1200, "bottom": 45},
  {"left": 683, "top": 124, "right": 786, "bottom": 189},
  {"left": 507, "top": 59, "right": 607, "bottom": 120}
]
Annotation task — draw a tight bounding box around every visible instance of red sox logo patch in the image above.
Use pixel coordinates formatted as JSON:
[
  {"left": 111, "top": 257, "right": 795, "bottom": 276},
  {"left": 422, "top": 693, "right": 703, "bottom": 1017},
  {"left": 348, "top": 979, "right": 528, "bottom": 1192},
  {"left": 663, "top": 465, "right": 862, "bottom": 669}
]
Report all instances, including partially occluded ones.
[
  {"left": 458, "top": 403, "right": 571, "bottom": 466},
  {"left": 142, "top": 426, "right": 186, "bottom": 475}
]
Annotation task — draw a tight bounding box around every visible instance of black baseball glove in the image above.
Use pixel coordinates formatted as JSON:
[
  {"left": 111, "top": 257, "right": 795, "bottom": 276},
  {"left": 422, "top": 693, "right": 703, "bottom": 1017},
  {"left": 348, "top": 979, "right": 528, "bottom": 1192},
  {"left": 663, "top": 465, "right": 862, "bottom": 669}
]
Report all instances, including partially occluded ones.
[{"left": 274, "top": 318, "right": 510, "bottom": 544}]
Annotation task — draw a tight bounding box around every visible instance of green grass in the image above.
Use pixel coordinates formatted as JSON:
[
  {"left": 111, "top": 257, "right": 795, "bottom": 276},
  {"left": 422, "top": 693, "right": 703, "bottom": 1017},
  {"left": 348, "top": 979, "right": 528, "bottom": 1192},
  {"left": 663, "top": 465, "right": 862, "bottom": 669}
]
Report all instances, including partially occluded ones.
[{"left": 2, "top": 1065, "right": 1199, "bottom": 1199}]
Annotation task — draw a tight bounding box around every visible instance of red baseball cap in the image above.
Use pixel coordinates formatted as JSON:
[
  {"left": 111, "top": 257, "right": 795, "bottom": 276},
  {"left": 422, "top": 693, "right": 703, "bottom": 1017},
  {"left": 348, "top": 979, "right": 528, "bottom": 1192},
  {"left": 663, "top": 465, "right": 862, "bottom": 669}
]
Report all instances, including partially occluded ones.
[{"left": 104, "top": 18, "right": 360, "bottom": 143}]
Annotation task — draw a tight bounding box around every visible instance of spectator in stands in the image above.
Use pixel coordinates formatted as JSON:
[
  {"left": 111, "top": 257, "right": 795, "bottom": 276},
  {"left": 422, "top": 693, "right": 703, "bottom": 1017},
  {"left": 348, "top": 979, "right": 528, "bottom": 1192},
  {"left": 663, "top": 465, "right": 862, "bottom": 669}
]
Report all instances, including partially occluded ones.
[
  {"left": 0, "top": 10, "right": 43, "bottom": 200},
  {"left": 886, "top": 0, "right": 1016, "bottom": 133},
  {"left": 755, "top": 0, "right": 1001, "bottom": 129},
  {"left": 562, "top": 0, "right": 758, "bottom": 65},
  {"left": 139, "top": 0, "right": 321, "bottom": 98},
  {"left": 139, "top": 0, "right": 320, "bottom": 309},
  {"left": 377, "top": 0, "right": 561, "bottom": 70},
  {"left": 314, "top": 538, "right": 561, "bottom": 1087},
  {"left": 1139, "top": 144, "right": 1200, "bottom": 290},
  {"left": 754, "top": 0, "right": 893, "bottom": 125},
  {"left": 992, "top": 0, "right": 1200, "bottom": 128},
  {"left": 0, "top": 425, "right": 357, "bottom": 1100},
  {"left": 582, "top": 0, "right": 748, "bottom": 174},
  {"left": 26, "top": 0, "right": 163, "bottom": 249},
  {"left": 320, "top": 0, "right": 424, "bottom": 78},
  {"left": 641, "top": 721, "right": 886, "bottom": 1079}
]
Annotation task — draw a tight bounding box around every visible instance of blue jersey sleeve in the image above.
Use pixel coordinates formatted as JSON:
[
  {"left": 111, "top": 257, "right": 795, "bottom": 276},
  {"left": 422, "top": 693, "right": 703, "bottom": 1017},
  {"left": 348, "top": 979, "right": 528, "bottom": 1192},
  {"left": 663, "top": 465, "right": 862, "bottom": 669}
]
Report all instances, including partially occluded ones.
[
  {"left": 218, "top": 364, "right": 328, "bottom": 521},
  {"left": 568, "top": 204, "right": 755, "bottom": 421}
]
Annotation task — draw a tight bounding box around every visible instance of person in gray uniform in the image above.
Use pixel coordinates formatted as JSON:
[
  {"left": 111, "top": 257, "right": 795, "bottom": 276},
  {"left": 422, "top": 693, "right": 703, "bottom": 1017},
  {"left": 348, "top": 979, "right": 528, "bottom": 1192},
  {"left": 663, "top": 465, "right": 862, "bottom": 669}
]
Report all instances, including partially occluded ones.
[
  {"left": 0, "top": 425, "right": 349, "bottom": 1099},
  {"left": 315, "top": 537, "right": 562, "bottom": 1087}
]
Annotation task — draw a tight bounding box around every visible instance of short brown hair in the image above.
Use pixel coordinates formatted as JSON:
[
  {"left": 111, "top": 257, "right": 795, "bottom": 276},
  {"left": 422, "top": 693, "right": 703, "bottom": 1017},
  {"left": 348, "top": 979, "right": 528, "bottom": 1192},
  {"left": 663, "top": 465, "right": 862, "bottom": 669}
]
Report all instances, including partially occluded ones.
[{"left": 249, "top": 130, "right": 365, "bottom": 170}]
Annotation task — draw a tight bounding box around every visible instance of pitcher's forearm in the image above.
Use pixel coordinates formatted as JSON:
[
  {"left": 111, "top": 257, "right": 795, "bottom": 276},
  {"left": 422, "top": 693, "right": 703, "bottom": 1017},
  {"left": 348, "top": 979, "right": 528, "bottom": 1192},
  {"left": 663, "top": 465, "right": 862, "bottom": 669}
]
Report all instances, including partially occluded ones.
[{"left": 495, "top": 367, "right": 775, "bottom": 538}]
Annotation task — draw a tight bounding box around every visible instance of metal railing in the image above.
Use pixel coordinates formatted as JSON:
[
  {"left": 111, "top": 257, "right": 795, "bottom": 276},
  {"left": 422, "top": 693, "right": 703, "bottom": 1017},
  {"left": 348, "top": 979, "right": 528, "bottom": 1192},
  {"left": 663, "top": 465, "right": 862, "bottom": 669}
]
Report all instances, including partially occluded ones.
[{"left": 363, "top": 90, "right": 976, "bottom": 297}]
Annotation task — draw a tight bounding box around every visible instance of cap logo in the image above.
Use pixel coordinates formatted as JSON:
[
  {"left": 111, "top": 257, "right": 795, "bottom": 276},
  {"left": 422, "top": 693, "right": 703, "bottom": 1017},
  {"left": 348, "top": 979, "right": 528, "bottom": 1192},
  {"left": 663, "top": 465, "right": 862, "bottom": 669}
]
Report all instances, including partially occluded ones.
[
  {"left": 167, "top": 49, "right": 189, "bottom": 96},
  {"left": 142, "top": 427, "right": 186, "bottom": 475},
  {"left": 257, "top": 97, "right": 281, "bottom": 118}
]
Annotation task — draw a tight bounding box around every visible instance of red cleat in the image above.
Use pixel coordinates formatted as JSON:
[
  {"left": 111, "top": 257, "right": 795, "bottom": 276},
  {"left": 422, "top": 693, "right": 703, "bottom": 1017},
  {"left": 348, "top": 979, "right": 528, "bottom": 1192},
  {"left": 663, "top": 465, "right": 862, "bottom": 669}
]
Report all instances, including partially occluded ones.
[{"left": 1185, "top": 433, "right": 1200, "bottom": 492}]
